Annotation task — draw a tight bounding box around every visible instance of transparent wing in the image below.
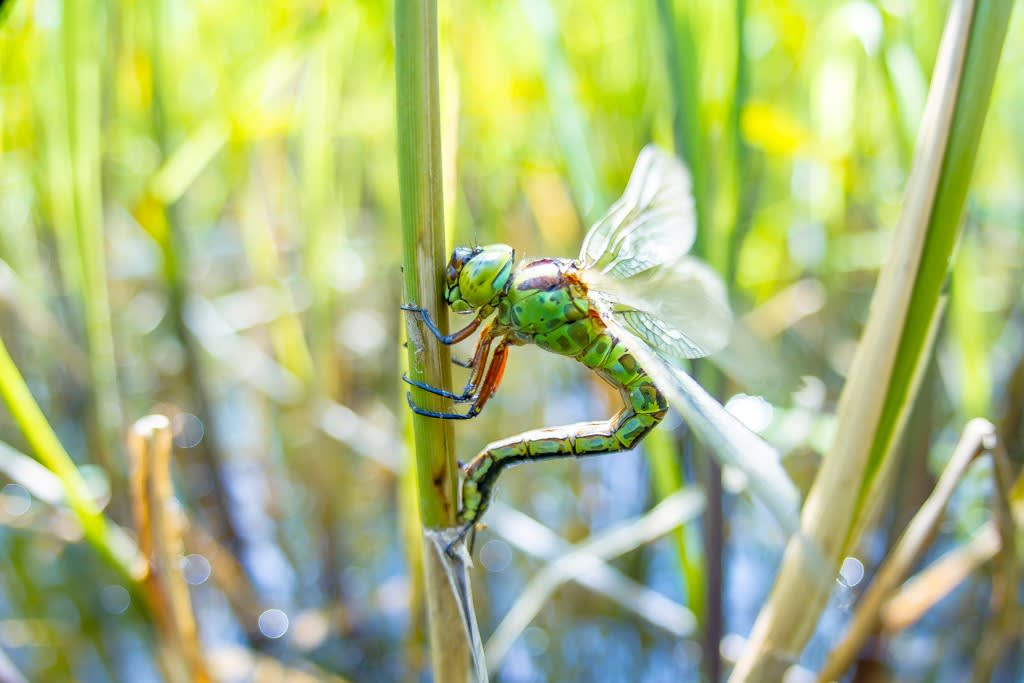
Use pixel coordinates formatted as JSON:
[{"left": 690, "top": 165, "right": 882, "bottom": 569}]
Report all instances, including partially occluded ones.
[
  {"left": 585, "top": 257, "right": 733, "bottom": 362},
  {"left": 610, "top": 321, "right": 802, "bottom": 535},
  {"left": 578, "top": 145, "right": 695, "bottom": 278}
]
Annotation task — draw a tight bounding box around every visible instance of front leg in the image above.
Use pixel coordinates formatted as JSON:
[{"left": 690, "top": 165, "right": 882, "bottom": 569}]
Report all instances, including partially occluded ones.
[
  {"left": 401, "top": 304, "right": 483, "bottom": 345},
  {"left": 403, "top": 323, "right": 497, "bottom": 401},
  {"left": 406, "top": 337, "right": 512, "bottom": 421}
]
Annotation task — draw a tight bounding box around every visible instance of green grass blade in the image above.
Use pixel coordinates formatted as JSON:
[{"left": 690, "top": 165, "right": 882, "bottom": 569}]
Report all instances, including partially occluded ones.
[
  {"left": 139, "top": 0, "right": 245, "bottom": 552},
  {"left": 238, "top": 176, "right": 315, "bottom": 389},
  {"left": 862, "top": 0, "right": 1015, "bottom": 499},
  {"left": 730, "top": 2, "right": 1014, "bottom": 678},
  {"left": 644, "top": 427, "right": 705, "bottom": 623},
  {"left": 656, "top": 0, "right": 707, "bottom": 255},
  {"left": 300, "top": 20, "right": 346, "bottom": 400},
  {"left": 62, "top": 0, "right": 123, "bottom": 468},
  {"left": 0, "top": 335, "right": 143, "bottom": 583}
]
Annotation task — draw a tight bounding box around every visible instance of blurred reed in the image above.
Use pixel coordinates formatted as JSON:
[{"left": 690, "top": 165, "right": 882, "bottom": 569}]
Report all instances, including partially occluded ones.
[
  {"left": 58, "top": 0, "right": 124, "bottom": 476},
  {"left": 657, "top": 3, "right": 757, "bottom": 678},
  {"left": 137, "top": 0, "right": 243, "bottom": 553},
  {"left": 643, "top": 428, "right": 704, "bottom": 623},
  {"left": 520, "top": 0, "right": 607, "bottom": 214},
  {"left": 0, "top": 335, "right": 144, "bottom": 583}
]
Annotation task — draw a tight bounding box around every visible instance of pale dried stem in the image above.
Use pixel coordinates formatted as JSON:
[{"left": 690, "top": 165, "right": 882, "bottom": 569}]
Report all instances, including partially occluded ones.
[
  {"left": 485, "top": 490, "right": 704, "bottom": 671},
  {"left": 817, "top": 419, "right": 1017, "bottom": 682},
  {"left": 184, "top": 520, "right": 265, "bottom": 629},
  {"left": 880, "top": 522, "right": 998, "bottom": 632},
  {"left": 128, "top": 415, "right": 212, "bottom": 683}
]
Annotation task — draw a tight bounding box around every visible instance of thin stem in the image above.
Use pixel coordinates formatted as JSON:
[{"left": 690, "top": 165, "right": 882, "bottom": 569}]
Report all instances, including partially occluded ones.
[
  {"left": 128, "top": 416, "right": 212, "bottom": 683},
  {"left": 817, "top": 419, "right": 1015, "bottom": 681},
  {"left": 62, "top": 0, "right": 123, "bottom": 477},
  {"left": 0, "top": 334, "right": 144, "bottom": 583}
]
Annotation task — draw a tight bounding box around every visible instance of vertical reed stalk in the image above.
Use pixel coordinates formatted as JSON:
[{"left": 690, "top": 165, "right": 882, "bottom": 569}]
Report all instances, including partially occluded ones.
[
  {"left": 395, "top": 0, "right": 468, "bottom": 679},
  {"left": 300, "top": 24, "right": 344, "bottom": 401},
  {"left": 656, "top": 0, "right": 707, "bottom": 253},
  {"left": 62, "top": 0, "right": 123, "bottom": 472},
  {"left": 656, "top": 3, "right": 735, "bottom": 678},
  {"left": 238, "top": 154, "right": 314, "bottom": 387},
  {"left": 644, "top": 428, "right": 704, "bottom": 622}
]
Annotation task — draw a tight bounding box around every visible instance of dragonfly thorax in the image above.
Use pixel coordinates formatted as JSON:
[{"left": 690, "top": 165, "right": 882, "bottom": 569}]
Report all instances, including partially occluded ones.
[
  {"left": 498, "top": 258, "right": 599, "bottom": 356},
  {"left": 445, "top": 244, "right": 515, "bottom": 313}
]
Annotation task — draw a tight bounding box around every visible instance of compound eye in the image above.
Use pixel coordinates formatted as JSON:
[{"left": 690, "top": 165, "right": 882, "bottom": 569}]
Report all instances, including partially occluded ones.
[
  {"left": 451, "top": 246, "right": 476, "bottom": 268},
  {"left": 446, "top": 263, "right": 458, "bottom": 282}
]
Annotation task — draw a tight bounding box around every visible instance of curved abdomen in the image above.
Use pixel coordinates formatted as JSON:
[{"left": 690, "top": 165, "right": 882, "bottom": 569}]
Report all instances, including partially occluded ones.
[
  {"left": 458, "top": 329, "right": 668, "bottom": 526},
  {"left": 580, "top": 329, "right": 669, "bottom": 447}
]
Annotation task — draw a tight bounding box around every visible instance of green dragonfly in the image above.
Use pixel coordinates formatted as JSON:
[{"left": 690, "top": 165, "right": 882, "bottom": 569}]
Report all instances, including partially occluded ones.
[{"left": 403, "top": 145, "right": 798, "bottom": 550}]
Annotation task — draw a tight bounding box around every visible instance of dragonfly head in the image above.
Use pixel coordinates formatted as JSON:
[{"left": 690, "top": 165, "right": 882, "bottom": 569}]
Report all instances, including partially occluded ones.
[{"left": 445, "top": 244, "right": 515, "bottom": 313}]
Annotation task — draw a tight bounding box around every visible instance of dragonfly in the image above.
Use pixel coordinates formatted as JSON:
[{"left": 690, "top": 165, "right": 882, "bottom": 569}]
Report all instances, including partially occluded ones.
[{"left": 403, "top": 145, "right": 799, "bottom": 551}]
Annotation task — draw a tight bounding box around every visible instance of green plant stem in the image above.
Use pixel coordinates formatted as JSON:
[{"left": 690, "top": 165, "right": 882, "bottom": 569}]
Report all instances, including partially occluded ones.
[
  {"left": 656, "top": 0, "right": 707, "bottom": 255},
  {"left": 0, "top": 334, "right": 143, "bottom": 583},
  {"left": 62, "top": 0, "right": 123, "bottom": 475},
  {"left": 395, "top": 1, "right": 468, "bottom": 679},
  {"left": 861, "top": 0, "right": 1014, "bottom": 501},
  {"left": 644, "top": 428, "right": 704, "bottom": 624},
  {"left": 657, "top": 4, "right": 733, "bottom": 679},
  {"left": 396, "top": 0, "right": 458, "bottom": 530},
  {"left": 300, "top": 24, "right": 345, "bottom": 401}
]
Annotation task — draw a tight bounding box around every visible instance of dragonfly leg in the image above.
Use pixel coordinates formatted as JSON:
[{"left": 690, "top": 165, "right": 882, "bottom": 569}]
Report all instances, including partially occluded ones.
[
  {"left": 401, "top": 304, "right": 483, "bottom": 345},
  {"left": 402, "top": 376, "right": 471, "bottom": 402},
  {"left": 402, "top": 324, "right": 497, "bottom": 402},
  {"left": 458, "top": 375, "right": 668, "bottom": 530},
  {"left": 444, "top": 521, "right": 477, "bottom": 557},
  {"left": 406, "top": 338, "right": 511, "bottom": 420},
  {"left": 406, "top": 393, "right": 481, "bottom": 420}
]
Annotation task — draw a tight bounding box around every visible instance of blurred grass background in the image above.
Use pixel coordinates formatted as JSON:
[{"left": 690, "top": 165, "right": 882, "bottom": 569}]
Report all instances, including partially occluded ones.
[{"left": 0, "top": 0, "right": 1022, "bottom": 681}]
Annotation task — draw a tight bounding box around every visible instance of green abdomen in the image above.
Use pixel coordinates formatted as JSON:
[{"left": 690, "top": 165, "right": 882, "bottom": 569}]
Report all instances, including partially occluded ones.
[{"left": 583, "top": 331, "right": 668, "bottom": 445}]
